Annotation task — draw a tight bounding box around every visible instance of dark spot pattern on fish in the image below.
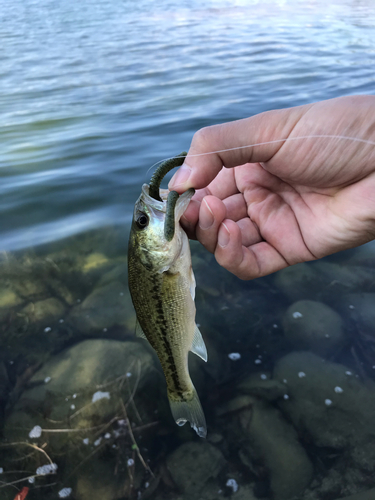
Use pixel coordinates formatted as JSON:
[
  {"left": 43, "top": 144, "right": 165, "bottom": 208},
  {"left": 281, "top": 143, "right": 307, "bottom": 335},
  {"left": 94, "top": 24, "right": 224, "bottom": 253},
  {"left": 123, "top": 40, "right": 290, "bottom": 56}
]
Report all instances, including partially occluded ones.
[{"left": 149, "top": 275, "right": 184, "bottom": 398}]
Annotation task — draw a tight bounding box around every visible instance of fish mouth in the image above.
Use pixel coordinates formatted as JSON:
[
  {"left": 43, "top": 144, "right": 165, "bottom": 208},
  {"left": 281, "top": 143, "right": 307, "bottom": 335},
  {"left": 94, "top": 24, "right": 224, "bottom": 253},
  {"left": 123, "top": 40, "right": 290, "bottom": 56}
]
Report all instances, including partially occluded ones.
[
  {"left": 140, "top": 184, "right": 166, "bottom": 212},
  {"left": 142, "top": 152, "right": 192, "bottom": 241}
]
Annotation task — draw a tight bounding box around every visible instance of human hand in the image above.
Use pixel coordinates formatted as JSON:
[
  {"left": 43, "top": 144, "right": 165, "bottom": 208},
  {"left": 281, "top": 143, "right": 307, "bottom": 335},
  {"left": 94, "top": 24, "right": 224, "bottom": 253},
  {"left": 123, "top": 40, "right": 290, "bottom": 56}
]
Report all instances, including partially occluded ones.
[{"left": 168, "top": 95, "right": 375, "bottom": 279}]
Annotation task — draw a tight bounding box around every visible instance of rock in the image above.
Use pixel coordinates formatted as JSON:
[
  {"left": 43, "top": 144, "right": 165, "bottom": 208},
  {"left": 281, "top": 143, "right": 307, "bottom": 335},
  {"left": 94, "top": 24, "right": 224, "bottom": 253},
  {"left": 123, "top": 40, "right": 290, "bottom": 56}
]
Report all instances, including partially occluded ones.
[
  {"left": 68, "top": 281, "right": 136, "bottom": 334},
  {"left": 11, "top": 279, "right": 47, "bottom": 300},
  {"left": 4, "top": 339, "right": 159, "bottom": 453},
  {"left": 97, "top": 262, "right": 128, "bottom": 288},
  {"left": 0, "top": 287, "right": 23, "bottom": 308},
  {"left": 82, "top": 253, "right": 110, "bottom": 273},
  {"left": 274, "top": 261, "right": 375, "bottom": 304},
  {"left": 21, "top": 297, "right": 66, "bottom": 326},
  {"left": 74, "top": 458, "right": 128, "bottom": 500},
  {"left": 337, "top": 488, "right": 375, "bottom": 500},
  {"left": 337, "top": 293, "right": 375, "bottom": 334},
  {"left": 0, "top": 362, "right": 9, "bottom": 400},
  {"left": 237, "top": 372, "right": 286, "bottom": 401},
  {"left": 282, "top": 300, "right": 345, "bottom": 356},
  {"left": 273, "top": 352, "right": 375, "bottom": 450},
  {"left": 274, "top": 263, "right": 319, "bottom": 302},
  {"left": 221, "top": 395, "right": 313, "bottom": 500},
  {"left": 166, "top": 442, "right": 225, "bottom": 495}
]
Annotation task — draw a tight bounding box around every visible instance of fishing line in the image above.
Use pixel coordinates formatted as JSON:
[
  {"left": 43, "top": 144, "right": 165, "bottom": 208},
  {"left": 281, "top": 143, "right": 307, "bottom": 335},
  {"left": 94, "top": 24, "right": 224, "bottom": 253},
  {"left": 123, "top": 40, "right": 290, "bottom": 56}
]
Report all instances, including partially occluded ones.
[{"left": 146, "top": 134, "right": 375, "bottom": 175}]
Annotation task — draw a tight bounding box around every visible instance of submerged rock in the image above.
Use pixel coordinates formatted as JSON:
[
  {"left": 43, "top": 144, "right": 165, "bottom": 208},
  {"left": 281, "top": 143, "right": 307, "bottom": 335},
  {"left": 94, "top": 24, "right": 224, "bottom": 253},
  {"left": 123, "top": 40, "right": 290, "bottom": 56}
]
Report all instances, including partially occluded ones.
[
  {"left": 237, "top": 372, "right": 286, "bottom": 401},
  {"left": 283, "top": 300, "right": 345, "bottom": 356},
  {"left": 338, "top": 293, "right": 375, "bottom": 334},
  {"left": 0, "top": 286, "right": 23, "bottom": 308},
  {"left": 220, "top": 395, "right": 313, "bottom": 500},
  {"left": 68, "top": 281, "right": 136, "bottom": 334},
  {"left": 166, "top": 442, "right": 225, "bottom": 495},
  {"left": 21, "top": 297, "right": 66, "bottom": 326},
  {"left": 4, "top": 339, "right": 159, "bottom": 453},
  {"left": 274, "top": 263, "right": 319, "bottom": 302},
  {"left": 273, "top": 351, "right": 375, "bottom": 450}
]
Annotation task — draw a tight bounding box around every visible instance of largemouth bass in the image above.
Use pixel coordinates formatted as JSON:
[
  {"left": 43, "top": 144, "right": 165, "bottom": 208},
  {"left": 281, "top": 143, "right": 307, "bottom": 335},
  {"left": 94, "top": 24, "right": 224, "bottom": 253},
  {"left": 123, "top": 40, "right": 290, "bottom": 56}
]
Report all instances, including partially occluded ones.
[{"left": 128, "top": 156, "right": 207, "bottom": 438}]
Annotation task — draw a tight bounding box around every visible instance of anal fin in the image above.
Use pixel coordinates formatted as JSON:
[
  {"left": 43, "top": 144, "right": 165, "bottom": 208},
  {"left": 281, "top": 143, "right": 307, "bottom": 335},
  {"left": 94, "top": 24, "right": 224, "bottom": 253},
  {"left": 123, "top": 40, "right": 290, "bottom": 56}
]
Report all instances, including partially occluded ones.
[
  {"left": 135, "top": 319, "right": 147, "bottom": 340},
  {"left": 190, "top": 324, "right": 207, "bottom": 362}
]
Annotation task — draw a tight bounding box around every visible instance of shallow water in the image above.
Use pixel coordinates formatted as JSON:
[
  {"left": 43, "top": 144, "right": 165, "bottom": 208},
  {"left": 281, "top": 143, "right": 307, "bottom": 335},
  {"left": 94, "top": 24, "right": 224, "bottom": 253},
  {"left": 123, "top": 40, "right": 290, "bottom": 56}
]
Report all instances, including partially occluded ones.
[{"left": 1, "top": 0, "right": 375, "bottom": 499}]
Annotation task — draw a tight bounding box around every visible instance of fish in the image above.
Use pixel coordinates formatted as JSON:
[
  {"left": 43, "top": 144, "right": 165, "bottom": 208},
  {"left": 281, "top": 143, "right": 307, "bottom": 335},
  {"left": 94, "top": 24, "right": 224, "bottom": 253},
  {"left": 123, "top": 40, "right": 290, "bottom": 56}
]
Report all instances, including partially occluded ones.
[{"left": 127, "top": 154, "right": 207, "bottom": 438}]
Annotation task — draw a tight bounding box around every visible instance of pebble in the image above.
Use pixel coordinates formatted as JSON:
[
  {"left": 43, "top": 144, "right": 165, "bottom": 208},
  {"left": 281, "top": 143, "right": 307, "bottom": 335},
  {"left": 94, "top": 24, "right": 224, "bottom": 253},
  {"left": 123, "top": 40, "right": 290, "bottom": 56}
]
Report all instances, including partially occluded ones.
[
  {"left": 70, "top": 404, "right": 75, "bottom": 410},
  {"left": 260, "top": 374, "right": 267, "bottom": 380},
  {"left": 334, "top": 386, "right": 343, "bottom": 393},
  {"left": 254, "top": 359, "right": 262, "bottom": 365},
  {"left": 127, "top": 458, "right": 135, "bottom": 467},
  {"left": 104, "top": 433, "right": 111, "bottom": 439},
  {"left": 44, "top": 327, "right": 52, "bottom": 333},
  {"left": 325, "top": 399, "right": 333, "bottom": 406},
  {"left": 345, "top": 371, "right": 353, "bottom": 376},
  {"left": 0, "top": 467, "right": 2, "bottom": 474},
  {"left": 298, "top": 372, "right": 306, "bottom": 378},
  {"left": 94, "top": 438, "right": 102, "bottom": 447},
  {"left": 283, "top": 394, "right": 289, "bottom": 400},
  {"left": 83, "top": 438, "right": 89, "bottom": 445},
  {"left": 44, "top": 376, "right": 51, "bottom": 384}
]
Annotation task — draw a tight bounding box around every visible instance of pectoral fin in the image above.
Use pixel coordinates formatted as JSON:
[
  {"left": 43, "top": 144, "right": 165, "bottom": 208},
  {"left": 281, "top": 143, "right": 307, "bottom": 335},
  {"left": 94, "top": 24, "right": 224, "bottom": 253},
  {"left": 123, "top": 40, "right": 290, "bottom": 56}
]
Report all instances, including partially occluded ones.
[
  {"left": 190, "top": 324, "right": 207, "bottom": 362},
  {"left": 135, "top": 319, "right": 147, "bottom": 340}
]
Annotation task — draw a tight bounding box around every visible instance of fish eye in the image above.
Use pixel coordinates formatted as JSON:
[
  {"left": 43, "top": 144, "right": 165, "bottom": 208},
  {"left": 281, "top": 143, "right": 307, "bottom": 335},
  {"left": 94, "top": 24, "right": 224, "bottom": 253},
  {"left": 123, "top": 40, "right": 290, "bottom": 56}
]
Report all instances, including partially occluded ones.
[{"left": 136, "top": 212, "right": 149, "bottom": 229}]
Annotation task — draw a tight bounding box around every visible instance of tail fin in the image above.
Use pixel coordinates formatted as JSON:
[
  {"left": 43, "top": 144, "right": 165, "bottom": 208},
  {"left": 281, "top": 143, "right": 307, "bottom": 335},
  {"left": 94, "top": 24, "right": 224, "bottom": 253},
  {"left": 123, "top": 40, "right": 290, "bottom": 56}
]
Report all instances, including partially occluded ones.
[{"left": 168, "top": 387, "right": 207, "bottom": 438}]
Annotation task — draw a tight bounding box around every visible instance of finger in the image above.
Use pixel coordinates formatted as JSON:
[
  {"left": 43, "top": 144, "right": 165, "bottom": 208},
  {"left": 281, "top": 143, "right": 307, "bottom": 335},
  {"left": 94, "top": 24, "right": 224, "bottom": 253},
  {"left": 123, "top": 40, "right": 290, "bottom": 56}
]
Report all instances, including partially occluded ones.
[
  {"left": 196, "top": 196, "right": 227, "bottom": 254},
  {"left": 214, "top": 219, "right": 289, "bottom": 280},
  {"left": 180, "top": 199, "right": 200, "bottom": 239},
  {"left": 222, "top": 193, "right": 248, "bottom": 221},
  {"left": 168, "top": 105, "right": 308, "bottom": 192},
  {"left": 236, "top": 218, "right": 262, "bottom": 247}
]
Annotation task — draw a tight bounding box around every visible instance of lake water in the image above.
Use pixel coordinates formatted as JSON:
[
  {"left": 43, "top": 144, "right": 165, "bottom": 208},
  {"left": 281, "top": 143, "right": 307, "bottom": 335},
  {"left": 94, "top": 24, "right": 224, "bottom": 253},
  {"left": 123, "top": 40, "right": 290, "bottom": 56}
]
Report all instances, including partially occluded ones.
[{"left": 1, "top": 0, "right": 375, "bottom": 499}]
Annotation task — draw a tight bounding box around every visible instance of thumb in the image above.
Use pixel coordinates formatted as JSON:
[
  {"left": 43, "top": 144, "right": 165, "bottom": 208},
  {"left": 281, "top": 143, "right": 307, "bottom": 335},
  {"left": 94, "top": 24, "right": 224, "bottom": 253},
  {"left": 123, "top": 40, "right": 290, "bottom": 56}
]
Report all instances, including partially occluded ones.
[{"left": 168, "top": 106, "right": 306, "bottom": 193}]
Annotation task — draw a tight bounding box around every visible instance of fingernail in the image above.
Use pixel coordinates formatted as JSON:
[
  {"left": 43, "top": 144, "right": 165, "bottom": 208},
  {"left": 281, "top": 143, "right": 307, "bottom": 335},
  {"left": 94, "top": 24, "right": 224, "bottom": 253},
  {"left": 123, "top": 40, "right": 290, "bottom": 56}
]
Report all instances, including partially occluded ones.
[
  {"left": 218, "top": 223, "right": 230, "bottom": 247},
  {"left": 199, "top": 198, "right": 214, "bottom": 230},
  {"left": 169, "top": 164, "right": 191, "bottom": 189}
]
